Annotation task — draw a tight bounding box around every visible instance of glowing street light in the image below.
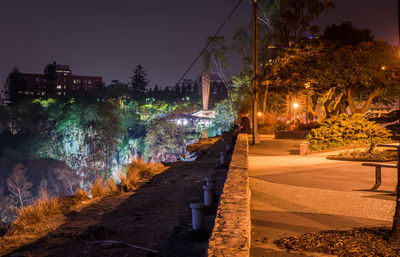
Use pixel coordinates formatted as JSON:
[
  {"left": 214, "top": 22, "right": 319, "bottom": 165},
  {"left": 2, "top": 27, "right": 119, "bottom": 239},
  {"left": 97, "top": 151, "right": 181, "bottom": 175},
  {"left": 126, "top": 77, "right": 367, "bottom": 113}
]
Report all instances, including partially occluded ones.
[{"left": 292, "top": 102, "right": 299, "bottom": 120}]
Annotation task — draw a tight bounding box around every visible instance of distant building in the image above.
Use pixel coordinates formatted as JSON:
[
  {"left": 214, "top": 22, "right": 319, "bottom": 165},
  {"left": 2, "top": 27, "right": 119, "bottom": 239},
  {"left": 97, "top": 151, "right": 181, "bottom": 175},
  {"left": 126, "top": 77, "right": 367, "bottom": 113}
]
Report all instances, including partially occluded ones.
[{"left": 19, "top": 62, "right": 103, "bottom": 97}]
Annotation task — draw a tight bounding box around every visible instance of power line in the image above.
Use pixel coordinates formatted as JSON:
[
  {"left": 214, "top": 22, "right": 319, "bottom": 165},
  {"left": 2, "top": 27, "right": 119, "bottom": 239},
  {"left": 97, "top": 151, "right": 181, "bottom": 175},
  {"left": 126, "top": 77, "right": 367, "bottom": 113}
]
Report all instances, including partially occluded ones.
[
  {"left": 143, "top": 0, "right": 244, "bottom": 123},
  {"left": 91, "top": 0, "right": 244, "bottom": 182}
]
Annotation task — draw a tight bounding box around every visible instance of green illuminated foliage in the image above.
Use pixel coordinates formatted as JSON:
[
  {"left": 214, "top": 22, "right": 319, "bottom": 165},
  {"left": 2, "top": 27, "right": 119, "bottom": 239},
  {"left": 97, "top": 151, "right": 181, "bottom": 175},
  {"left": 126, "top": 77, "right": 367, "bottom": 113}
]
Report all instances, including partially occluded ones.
[
  {"left": 213, "top": 99, "right": 237, "bottom": 131},
  {"left": 306, "top": 114, "right": 391, "bottom": 151},
  {"left": 144, "top": 119, "right": 184, "bottom": 162}
]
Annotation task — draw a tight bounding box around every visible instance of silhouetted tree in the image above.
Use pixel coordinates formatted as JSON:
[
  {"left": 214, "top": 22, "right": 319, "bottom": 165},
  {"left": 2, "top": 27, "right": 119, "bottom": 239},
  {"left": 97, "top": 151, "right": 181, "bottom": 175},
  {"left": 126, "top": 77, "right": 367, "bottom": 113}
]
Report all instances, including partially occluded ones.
[
  {"left": 44, "top": 63, "right": 57, "bottom": 93},
  {"left": 323, "top": 21, "right": 374, "bottom": 47},
  {"left": 3, "top": 67, "right": 27, "bottom": 104},
  {"left": 130, "top": 65, "right": 149, "bottom": 100}
]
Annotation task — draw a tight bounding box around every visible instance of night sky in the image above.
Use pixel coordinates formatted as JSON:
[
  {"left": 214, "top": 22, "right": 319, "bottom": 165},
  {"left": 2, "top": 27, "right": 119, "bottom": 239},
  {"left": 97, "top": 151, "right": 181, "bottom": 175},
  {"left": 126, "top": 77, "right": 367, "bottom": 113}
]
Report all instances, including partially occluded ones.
[{"left": 0, "top": 0, "right": 398, "bottom": 92}]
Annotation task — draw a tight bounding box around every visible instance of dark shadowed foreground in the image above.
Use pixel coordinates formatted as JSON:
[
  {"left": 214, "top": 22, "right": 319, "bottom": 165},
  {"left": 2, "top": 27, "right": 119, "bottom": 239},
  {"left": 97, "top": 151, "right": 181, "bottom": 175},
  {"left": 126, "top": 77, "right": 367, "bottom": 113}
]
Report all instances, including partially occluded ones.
[{"left": 0, "top": 136, "right": 230, "bottom": 257}]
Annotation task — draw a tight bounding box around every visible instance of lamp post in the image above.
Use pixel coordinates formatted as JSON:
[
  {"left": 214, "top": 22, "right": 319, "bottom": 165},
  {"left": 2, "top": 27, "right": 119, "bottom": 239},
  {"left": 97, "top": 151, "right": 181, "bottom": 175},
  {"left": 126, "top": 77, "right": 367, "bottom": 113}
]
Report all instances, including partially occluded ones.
[
  {"left": 305, "top": 83, "right": 310, "bottom": 124},
  {"left": 252, "top": 0, "right": 259, "bottom": 144}
]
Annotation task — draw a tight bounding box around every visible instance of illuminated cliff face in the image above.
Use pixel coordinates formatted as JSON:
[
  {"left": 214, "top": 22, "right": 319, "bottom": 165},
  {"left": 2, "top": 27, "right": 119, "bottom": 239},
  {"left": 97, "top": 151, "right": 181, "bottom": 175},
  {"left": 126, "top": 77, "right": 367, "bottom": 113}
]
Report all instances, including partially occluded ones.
[{"left": 202, "top": 69, "right": 210, "bottom": 110}]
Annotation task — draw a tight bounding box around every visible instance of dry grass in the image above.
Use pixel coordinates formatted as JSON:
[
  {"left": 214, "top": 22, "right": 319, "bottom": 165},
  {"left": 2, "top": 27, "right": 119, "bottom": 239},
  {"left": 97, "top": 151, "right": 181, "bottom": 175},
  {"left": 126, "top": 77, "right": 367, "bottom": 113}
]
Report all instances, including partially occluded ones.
[
  {"left": 74, "top": 188, "right": 90, "bottom": 201},
  {"left": 6, "top": 159, "right": 164, "bottom": 235},
  {"left": 119, "top": 158, "right": 164, "bottom": 191},
  {"left": 106, "top": 178, "right": 119, "bottom": 194},
  {"left": 14, "top": 192, "right": 60, "bottom": 226},
  {"left": 89, "top": 177, "right": 109, "bottom": 198}
]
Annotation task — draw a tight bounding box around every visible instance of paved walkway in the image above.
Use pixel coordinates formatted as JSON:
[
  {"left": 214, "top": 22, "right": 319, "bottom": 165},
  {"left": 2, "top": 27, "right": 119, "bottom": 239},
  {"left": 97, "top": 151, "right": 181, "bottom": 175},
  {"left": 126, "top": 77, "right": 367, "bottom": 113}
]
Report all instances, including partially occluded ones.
[{"left": 249, "top": 135, "right": 396, "bottom": 257}]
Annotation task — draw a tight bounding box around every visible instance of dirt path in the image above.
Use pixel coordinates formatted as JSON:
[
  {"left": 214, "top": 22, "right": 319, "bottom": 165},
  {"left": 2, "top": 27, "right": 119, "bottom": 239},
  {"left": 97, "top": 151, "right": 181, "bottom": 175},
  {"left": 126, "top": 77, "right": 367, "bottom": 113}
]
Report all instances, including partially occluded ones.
[{"left": 1, "top": 136, "right": 229, "bottom": 257}]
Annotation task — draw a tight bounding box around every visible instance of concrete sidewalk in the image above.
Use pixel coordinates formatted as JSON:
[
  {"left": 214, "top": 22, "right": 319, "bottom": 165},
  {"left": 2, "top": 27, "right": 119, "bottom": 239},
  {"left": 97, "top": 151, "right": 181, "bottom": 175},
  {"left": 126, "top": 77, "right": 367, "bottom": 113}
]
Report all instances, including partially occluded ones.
[{"left": 249, "top": 135, "right": 396, "bottom": 257}]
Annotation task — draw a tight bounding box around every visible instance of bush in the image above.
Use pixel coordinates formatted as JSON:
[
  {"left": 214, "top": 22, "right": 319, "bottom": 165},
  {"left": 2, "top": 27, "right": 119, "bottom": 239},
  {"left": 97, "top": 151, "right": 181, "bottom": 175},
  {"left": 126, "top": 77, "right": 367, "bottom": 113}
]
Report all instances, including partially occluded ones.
[
  {"left": 307, "top": 114, "right": 391, "bottom": 151},
  {"left": 74, "top": 188, "right": 90, "bottom": 201},
  {"left": 144, "top": 119, "right": 184, "bottom": 162},
  {"left": 14, "top": 192, "right": 60, "bottom": 226},
  {"left": 89, "top": 177, "right": 109, "bottom": 198},
  {"left": 119, "top": 158, "right": 164, "bottom": 192},
  {"left": 213, "top": 99, "right": 236, "bottom": 132}
]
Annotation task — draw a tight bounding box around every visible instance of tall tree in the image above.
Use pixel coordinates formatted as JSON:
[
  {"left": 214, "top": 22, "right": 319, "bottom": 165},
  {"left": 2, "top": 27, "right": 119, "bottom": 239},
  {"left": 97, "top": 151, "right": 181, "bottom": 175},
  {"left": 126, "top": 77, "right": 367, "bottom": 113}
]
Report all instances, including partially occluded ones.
[
  {"left": 44, "top": 63, "right": 57, "bottom": 93},
  {"left": 258, "top": 0, "right": 335, "bottom": 47},
  {"left": 6, "top": 164, "right": 32, "bottom": 207},
  {"left": 270, "top": 40, "right": 400, "bottom": 120},
  {"left": 130, "top": 65, "right": 149, "bottom": 99},
  {"left": 323, "top": 21, "right": 374, "bottom": 47},
  {"left": 3, "top": 67, "right": 27, "bottom": 104}
]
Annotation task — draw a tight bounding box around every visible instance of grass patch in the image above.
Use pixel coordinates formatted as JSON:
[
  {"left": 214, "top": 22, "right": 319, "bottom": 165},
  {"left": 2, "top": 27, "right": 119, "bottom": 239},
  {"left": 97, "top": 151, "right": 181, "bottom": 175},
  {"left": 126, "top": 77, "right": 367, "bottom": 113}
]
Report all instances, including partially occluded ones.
[
  {"left": 7, "top": 159, "right": 164, "bottom": 232},
  {"left": 327, "top": 150, "right": 397, "bottom": 162},
  {"left": 89, "top": 177, "right": 109, "bottom": 198},
  {"left": 120, "top": 158, "right": 165, "bottom": 192},
  {"left": 74, "top": 188, "right": 91, "bottom": 201},
  {"left": 14, "top": 192, "right": 60, "bottom": 226},
  {"left": 274, "top": 227, "right": 400, "bottom": 257}
]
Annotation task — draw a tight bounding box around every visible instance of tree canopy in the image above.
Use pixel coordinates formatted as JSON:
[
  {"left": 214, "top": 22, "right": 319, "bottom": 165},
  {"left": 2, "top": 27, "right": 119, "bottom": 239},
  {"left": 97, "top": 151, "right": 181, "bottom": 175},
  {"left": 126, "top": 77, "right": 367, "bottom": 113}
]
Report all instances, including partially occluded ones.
[
  {"left": 269, "top": 40, "right": 400, "bottom": 121},
  {"left": 130, "top": 65, "right": 149, "bottom": 99}
]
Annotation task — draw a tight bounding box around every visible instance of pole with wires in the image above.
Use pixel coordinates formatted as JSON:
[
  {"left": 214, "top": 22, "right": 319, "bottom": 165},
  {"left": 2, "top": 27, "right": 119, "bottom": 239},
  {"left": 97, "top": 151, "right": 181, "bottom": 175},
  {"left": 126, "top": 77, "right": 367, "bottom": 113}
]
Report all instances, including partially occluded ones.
[
  {"left": 90, "top": 0, "right": 244, "bottom": 182},
  {"left": 252, "top": 0, "right": 259, "bottom": 144}
]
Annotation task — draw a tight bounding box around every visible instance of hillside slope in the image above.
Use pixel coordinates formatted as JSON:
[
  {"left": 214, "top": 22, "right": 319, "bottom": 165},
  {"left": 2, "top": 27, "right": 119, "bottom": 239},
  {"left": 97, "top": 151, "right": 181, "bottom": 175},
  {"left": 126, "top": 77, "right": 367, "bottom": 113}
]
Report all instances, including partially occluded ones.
[{"left": 0, "top": 136, "right": 229, "bottom": 257}]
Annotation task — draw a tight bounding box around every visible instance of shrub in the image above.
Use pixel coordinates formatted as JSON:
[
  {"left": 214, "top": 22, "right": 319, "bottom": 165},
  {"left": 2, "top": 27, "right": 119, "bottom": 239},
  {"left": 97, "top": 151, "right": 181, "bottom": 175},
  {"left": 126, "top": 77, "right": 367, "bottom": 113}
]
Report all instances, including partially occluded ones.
[
  {"left": 213, "top": 99, "right": 236, "bottom": 131},
  {"left": 89, "top": 177, "right": 109, "bottom": 198},
  {"left": 74, "top": 188, "right": 90, "bottom": 201},
  {"left": 120, "top": 158, "right": 164, "bottom": 192},
  {"left": 144, "top": 119, "right": 184, "bottom": 162},
  {"left": 307, "top": 114, "right": 391, "bottom": 151},
  {"left": 106, "top": 178, "right": 119, "bottom": 194},
  {"left": 14, "top": 192, "right": 60, "bottom": 226}
]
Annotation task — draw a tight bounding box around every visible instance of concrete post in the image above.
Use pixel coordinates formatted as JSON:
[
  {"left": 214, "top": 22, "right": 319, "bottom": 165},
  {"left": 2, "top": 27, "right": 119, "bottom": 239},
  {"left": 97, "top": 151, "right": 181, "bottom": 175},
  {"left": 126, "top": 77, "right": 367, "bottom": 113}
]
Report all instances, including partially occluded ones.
[
  {"left": 205, "top": 177, "right": 215, "bottom": 186},
  {"left": 300, "top": 141, "right": 309, "bottom": 156},
  {"left": 189, "top": 202, "right": 204, "bottom": 231},
  {"left": 203, "top": 185, "right": 215, "bottom": 207},
  {"left": 220, "top": 152, "right": 226, "bottom": 165}
]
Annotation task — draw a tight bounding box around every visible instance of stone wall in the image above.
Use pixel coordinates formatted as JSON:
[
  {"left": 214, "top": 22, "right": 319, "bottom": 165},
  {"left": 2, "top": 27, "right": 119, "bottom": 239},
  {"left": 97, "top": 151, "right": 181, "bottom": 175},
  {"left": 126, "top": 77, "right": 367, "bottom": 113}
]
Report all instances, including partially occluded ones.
[{"left": 207, "top": 133, "right": 250, "bottom": 257}]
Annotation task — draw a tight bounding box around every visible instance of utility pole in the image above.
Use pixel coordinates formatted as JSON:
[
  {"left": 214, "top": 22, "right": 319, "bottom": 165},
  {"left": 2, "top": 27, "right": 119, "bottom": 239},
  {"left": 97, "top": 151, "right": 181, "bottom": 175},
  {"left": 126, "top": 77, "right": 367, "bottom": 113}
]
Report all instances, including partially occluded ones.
[
  {"left": 390, "top": 0, "right": 400, "bottom": 241},
  {"left": 252, "top": 0, "right": 260, "bottom": 144}
]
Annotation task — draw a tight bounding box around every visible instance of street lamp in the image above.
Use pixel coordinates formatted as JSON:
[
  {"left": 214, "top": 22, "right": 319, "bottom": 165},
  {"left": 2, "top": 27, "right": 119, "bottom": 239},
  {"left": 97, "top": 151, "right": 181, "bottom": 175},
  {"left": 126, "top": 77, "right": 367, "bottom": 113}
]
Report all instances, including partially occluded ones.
[
  {"left": 305, "top": 82, "right": 310, "bottom": 124},
  {"left": 293, "top": 103, "right": 299, "bottom": 120}
]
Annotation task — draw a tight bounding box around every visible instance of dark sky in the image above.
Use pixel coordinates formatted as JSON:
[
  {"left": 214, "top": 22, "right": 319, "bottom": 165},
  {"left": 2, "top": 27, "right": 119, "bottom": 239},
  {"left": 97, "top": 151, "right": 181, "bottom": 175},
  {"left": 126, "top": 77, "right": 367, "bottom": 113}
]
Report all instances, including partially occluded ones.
[{"left": 0, "top": 0, "right": 398, "bottom": 92}]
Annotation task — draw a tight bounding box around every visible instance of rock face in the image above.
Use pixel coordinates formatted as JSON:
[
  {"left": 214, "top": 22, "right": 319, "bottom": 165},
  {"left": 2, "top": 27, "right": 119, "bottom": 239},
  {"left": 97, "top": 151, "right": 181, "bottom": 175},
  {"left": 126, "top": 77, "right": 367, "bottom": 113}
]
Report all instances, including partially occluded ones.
[{"left": 207, "top": 133, "right": 250, "bottom": 257}]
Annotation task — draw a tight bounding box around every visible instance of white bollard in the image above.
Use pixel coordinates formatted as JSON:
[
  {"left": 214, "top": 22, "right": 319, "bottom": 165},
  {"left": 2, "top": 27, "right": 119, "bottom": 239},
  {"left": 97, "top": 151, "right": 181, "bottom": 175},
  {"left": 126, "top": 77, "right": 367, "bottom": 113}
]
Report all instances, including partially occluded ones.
[
  {"left": 203, "top": 185, "right": 215, "bottom": 207},
  {"left": 225, "top": 142, "right": 231, "bottom": 152},
  {"left": 220, "top": 152, "right": 226, "bottom": 165},
  {"left": 205, "top": 177, "right": 215, "bottom": 186},
  {"left": 300, "top": 141, "right": 309, "bottom": 156},
  {"left": 189, "top": 202, "right": 204, "bottom": 230}
]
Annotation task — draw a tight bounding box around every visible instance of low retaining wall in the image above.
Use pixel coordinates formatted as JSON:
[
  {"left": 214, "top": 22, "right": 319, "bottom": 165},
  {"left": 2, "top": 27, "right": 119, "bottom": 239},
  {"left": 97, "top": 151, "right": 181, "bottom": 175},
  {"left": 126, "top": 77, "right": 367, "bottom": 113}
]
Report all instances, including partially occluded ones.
[{"left": 207, "top": 133, "right": 250, "bottom": 257}]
